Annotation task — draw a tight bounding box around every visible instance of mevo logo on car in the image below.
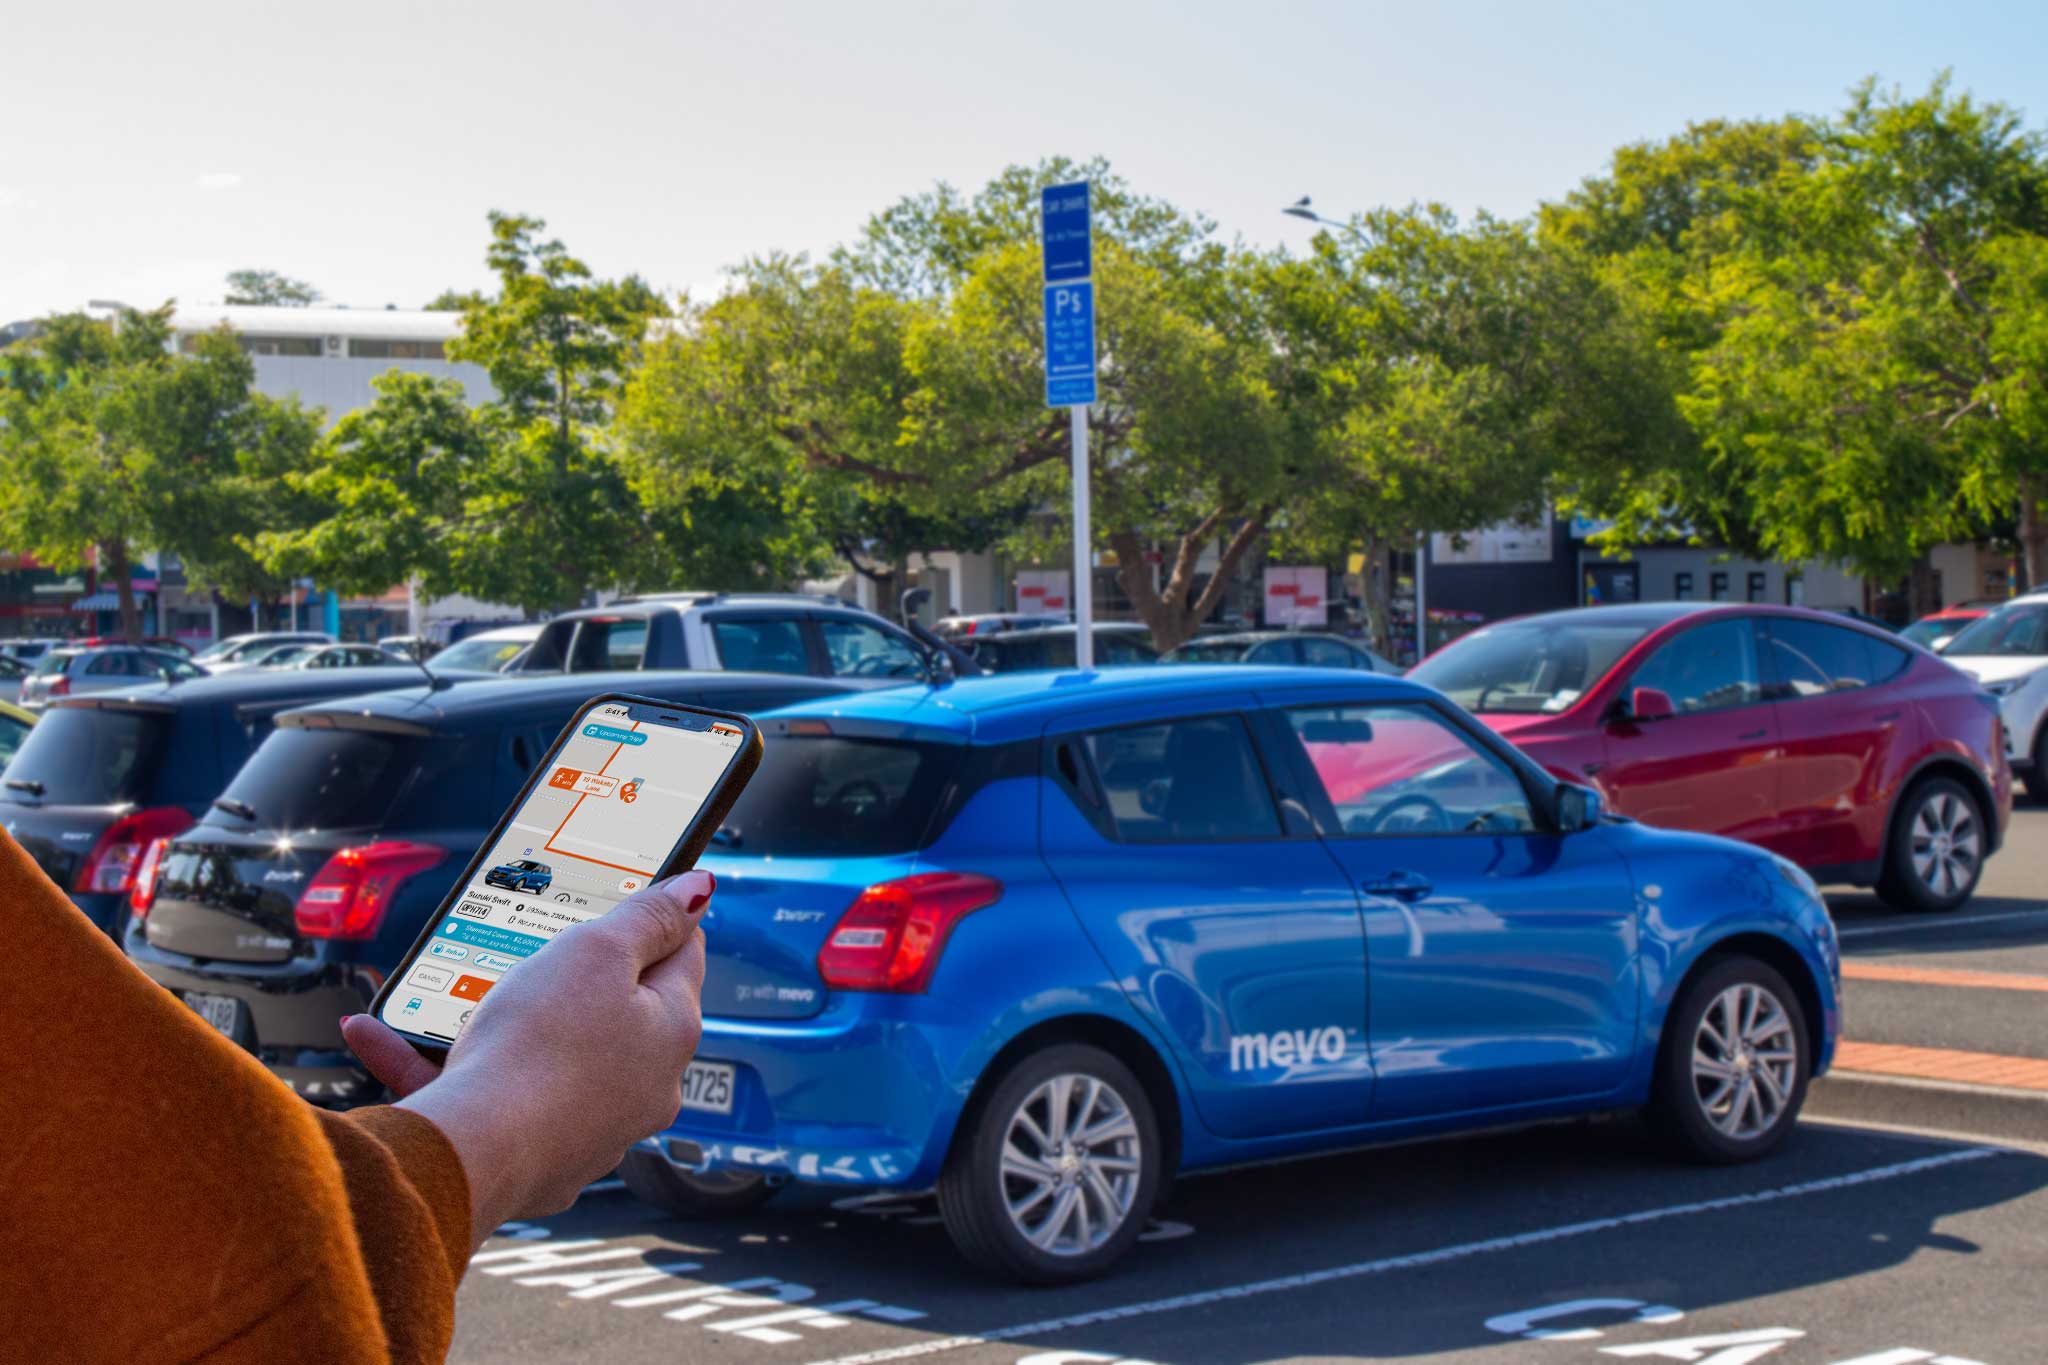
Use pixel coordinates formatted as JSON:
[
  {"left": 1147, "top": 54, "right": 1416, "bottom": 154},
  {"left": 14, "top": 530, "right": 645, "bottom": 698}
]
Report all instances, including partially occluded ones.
[{"left": 1230, "top": 1026, "right": 1348, "bottom": 1072}]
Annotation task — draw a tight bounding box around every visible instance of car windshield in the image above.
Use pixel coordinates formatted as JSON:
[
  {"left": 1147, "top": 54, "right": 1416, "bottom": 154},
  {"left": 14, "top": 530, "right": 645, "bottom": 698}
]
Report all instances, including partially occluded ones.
[
  {"left": 191, "top": 640, "right": 237, "bottom": 662},
  {"left": 1410, "top": 619, "right": 1653, "bottom": 713},
  {"left": 1944, "top": 603, "right": 2048, "bottom": 656},
  {"left": 258, "top": 645, "right": 312, "bottom": 666},
  {"left": 1900, "top": 617, "right": 1964, "bottom": 649},
  {"left": 1165, "top": 640, "right": 1250, "bottom": 663},
  {"left": 432, "top": 635, "right": 529, "bottom": 672}
]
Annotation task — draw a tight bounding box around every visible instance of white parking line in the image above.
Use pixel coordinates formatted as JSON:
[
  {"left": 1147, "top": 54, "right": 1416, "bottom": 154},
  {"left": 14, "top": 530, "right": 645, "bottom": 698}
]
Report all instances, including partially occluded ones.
[
  {"left": 804, "top": 1148, "right": 2000, "bottom": 1365},
  {"left": 1838, "top": 908, "right": 2048, "bottom": 939}
]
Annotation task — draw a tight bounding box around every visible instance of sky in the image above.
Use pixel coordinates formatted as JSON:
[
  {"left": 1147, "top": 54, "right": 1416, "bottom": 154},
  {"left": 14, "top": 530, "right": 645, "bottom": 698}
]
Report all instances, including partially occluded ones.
[{"left": 2, "top": 0, "right": 2043, "bottom": 321}]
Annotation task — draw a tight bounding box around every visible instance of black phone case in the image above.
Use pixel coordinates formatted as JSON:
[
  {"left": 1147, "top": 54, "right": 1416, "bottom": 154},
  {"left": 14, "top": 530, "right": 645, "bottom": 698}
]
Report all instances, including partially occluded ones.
[{"left": 368, "top": 692, "right": 765, "bottom": 1059}]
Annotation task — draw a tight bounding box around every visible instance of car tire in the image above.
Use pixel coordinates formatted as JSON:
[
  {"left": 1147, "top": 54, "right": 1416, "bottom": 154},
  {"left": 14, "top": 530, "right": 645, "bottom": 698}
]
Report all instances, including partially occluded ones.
[
  {"left": 618, "top": 1148, "right": 778, "bottom": 1219},
  {"left": 937, "top": 1044, "right": 1162, "bottom": 1285},
  {"left": 1648, "top": 955, "right": 1810, "bottom": 1164},
  {"left": 2026, "top": 728, "right": 2048, "bottom": 805},
  {"left": 1876, "top": 776, "right": 1986, "bottom": 913}
]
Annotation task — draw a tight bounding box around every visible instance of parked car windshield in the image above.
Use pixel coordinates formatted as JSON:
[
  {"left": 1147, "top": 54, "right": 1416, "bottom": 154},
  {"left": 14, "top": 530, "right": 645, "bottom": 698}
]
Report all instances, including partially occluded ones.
[
  {"left": 0, "top": 706, "right": 168, "bottom": 805},
  {"left": 1164, "top": 640, "right": 1249, "bottom": 663},
  {"left": 1943, "top": 603, "right": 2048, "bottom": 656},
  {"left": 432, "top": 634, "right": 530, "bottom": 672},
  {"left": 1410, "top": 620, "right": 1652, "bottom": 713},
  {"left": 1899, "top": 617, "right": 1963, "bottom": 649},
  {"left": 719, "top": 736, "right": 965, "bottom": 857}
]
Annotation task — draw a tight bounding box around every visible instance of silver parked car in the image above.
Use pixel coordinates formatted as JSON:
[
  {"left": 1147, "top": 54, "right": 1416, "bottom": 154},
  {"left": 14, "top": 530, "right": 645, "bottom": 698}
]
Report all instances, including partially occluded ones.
[
  {"left": 191, "top": 631, "right": 337, "bottom": 674},
  {"left": 20, "top": 647, "right": 206, "bottom": 708}
]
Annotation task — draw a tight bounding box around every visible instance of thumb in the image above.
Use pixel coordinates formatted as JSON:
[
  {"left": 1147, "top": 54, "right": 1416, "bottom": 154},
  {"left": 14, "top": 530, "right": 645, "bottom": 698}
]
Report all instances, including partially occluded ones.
[
  {"left": 342, "top": 1013, "right": 443, "bottom": 1098},
  {"left": 595, "top": 870, "right": 714, "bottom": 972}
]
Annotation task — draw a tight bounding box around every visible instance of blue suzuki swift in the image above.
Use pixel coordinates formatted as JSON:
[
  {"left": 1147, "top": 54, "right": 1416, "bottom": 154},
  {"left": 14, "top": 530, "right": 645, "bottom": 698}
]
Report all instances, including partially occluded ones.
[{"left": 624, "top": 667, "right": 1841, "bottom": 1283}]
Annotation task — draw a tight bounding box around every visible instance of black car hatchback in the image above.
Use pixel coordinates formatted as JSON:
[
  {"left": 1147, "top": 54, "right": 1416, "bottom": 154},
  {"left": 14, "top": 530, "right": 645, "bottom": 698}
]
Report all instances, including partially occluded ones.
[
  {"left": 126, "top": 669, "right": 863, "bottom": 1103},
  {"left": 1, "top": 667, "right": 464, "bottom": 938}
]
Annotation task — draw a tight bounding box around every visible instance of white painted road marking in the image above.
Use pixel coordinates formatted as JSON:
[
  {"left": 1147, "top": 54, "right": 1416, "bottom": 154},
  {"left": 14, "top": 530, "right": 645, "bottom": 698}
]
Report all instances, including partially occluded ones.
[
  {"left": 1837, "top": 907, "right": 2048, "bottom": 938},
  {"left": 803, "top": 1148, "right": 2001, "bottom": 1365}
]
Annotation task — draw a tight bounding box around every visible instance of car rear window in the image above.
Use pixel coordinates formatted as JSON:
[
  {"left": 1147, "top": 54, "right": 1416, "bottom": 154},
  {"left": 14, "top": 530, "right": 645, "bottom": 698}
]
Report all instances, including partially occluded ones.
[
  {"left": 1, "top": 706, "right": 168, "bottom": 804},
  {"left": 720, "top": 736, "right": 967, "bottom": 856},
  {"left": 215, "top": 727, "right": 498, "bottom": 832},
  {"left": 31, "top": 652, "right": 74, "bottom": 677}
]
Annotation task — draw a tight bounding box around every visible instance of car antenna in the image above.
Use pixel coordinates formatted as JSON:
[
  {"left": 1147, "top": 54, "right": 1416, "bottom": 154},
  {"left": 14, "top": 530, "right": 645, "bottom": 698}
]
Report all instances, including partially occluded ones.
[{"left": 396, "top": 638, "right": 453, "bottom": 692}]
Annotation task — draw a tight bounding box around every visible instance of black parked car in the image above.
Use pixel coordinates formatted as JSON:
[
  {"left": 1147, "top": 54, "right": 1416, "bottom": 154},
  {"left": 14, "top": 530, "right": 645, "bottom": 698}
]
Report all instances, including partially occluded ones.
[
  {"left": 126, "top": 669, "right": 864, "bottom": 1103},
  {"left": 961, "top": 623, "right": 1158, "bottom": 672},
  {"left": 1160, "top": 630, "right": 1401, "bottom": 673},
  {"left": 1, "top": 667, "right": 463, "bottom": 937}
]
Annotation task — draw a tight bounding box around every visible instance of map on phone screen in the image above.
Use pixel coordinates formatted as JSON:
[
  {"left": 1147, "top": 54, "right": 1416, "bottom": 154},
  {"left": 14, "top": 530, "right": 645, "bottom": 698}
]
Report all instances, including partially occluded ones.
[{"left": 380, "top": 702, "right": 744, "bottom": 1042}]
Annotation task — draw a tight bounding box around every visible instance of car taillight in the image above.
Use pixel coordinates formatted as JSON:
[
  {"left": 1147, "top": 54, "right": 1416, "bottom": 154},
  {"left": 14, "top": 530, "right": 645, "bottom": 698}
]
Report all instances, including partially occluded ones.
[
  {"left": 47, "top": 676, "right": 70, "bottom": 697},
  {"left": 74, "top": 806, "right": 192, "bottom": 895},
  {"left": 817, "top": 872, "right": 1003, "bottom": 993},
  {"left": 297, "top": 841, "right": 446, "bottom": 940},
  {"left": 128, "top": 836, "right": 173, "bottom": 919}
]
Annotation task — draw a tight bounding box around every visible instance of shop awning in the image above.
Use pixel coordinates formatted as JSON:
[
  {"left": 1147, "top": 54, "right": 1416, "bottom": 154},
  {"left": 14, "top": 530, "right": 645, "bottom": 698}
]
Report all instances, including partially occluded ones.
[{"left": 71, "top": 591, "right": 145, "bottom": 611}]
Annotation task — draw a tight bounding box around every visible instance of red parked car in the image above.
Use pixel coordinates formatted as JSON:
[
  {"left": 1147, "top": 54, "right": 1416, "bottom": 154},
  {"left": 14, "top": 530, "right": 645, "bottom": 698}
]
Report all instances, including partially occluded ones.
[{"left": 1409, "top": 603, "right": 2010, "bottom": 911}]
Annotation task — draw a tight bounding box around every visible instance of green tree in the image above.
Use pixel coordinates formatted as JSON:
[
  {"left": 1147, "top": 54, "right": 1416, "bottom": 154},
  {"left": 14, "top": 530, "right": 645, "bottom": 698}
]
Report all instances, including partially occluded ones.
[
  {"left": 423, "top": 288, "right": 487, "bottom": 312},
  {"left": 0, "top": 308, "right": 321, "bottom": 640},
  {"left": 224, "top": 269, "right": 322, "bottom": 307}
]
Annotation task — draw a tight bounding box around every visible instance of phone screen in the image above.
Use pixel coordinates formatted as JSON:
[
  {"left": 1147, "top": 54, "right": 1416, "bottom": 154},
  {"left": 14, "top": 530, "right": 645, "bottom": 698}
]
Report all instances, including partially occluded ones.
[{"left": 378, "top": 699, "right": 749, "bottom": 1043}]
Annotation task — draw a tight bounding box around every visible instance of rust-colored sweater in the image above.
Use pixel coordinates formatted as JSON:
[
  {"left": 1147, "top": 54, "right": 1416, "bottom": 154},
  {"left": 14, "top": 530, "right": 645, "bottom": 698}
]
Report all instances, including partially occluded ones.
[{"left": 0, "top": 832, "right": 471, "bottom": 1363}]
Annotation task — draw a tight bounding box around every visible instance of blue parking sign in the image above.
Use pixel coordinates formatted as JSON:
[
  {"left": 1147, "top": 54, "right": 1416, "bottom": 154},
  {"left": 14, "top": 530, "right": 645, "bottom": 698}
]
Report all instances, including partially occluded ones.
[
  {"left": 1043, "top": 282, "right": 1096, "bottom": 407},
  {"left": 1042, "top": 183, "right": 1091, "bottom": 283}
]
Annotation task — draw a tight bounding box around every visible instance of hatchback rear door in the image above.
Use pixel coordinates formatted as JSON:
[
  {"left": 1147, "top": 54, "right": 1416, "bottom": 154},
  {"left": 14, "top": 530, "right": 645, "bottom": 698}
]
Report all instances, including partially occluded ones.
[{"left": 1038, "top": 693, "right": 1373, "bottom": 1140}]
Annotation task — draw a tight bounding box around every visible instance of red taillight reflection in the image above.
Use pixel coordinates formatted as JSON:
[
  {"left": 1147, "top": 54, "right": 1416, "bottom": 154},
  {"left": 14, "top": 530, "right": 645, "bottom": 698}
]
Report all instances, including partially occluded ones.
[
  {"left": 816, "top": 872, "right": 1003, "bottom": 993},
  {"left": 297, "top": 841, "right": 446, "bottom": 940},
  {"left": 128, "top": 836, "right": 172, "bottom": 919}
]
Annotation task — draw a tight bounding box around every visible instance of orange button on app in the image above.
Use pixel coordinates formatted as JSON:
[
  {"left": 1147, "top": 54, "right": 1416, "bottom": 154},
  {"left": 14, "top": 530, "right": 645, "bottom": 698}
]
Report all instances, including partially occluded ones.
[{"left": 450, "top": 974, "right": 495, "bottom": 1002}]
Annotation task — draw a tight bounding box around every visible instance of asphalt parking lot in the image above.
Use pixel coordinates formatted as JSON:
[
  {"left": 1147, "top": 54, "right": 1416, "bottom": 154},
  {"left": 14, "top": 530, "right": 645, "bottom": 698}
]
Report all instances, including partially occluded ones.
[{"left": 453, "top": 807, "right": 2048, "bottom": 1365}]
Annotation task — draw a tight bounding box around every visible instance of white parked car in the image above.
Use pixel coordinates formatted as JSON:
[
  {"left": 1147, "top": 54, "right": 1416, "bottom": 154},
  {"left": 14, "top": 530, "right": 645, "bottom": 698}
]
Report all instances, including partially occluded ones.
[
  {"left": 1938, "top": 594, "right": 2048, "bottom": 801},
  {"left": 258, "top": 643, "right": 402, "bottom": 671},
  {"left": 192, "top": 632, "right": 336, "bottom": 674},
  {"left": 427, "top": 623, "right": 543, "bottom": 674}
]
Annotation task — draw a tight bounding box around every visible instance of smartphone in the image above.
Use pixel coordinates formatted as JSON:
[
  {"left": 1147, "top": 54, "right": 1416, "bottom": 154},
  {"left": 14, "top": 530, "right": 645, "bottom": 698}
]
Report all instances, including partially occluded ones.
[{"left": 369, "top": 693, "right": 763, "bottom": 1053}]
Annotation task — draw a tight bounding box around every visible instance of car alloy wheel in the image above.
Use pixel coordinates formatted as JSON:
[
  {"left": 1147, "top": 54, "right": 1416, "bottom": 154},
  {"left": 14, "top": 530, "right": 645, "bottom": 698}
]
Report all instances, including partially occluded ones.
[
  {"left": 1690, "top": 981, "right": 1799, "bottom": 1141},
  {"left": 999, "top": 1073, "right": 1143, "bottom": 1256},
  {"left": 1908, "top": 789, "right": 1980, "bottom": 900}
]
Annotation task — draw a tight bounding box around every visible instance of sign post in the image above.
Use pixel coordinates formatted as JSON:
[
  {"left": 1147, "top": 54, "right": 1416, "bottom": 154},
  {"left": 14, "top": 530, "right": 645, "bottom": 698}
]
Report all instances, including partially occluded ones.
[{"left": 1042, "top": 182, "right": 1096, "bottom": 669}]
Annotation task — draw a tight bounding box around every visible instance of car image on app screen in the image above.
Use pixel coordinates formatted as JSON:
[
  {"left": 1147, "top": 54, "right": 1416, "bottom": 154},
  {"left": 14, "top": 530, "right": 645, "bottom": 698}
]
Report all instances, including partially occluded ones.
[
  {"left": 624, "top": 666, "right": 1842, "bottom": 1285},
  {"left": 483, "top": 859, "right": 553, "bottom": 894}
]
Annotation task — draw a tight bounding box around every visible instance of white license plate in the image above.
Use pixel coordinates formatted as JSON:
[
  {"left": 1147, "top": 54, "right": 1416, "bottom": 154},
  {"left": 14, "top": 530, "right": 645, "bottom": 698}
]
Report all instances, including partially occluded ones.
[
  {"left": 185, "top": 991, "right": 242, "bottom": 1037},
  {"left": 679, "top": 1061, "right": 735, "bottom": 1115}
]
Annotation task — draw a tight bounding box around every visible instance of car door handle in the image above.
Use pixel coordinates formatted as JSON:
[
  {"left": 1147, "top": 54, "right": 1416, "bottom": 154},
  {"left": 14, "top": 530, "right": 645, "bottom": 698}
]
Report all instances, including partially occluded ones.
[
  {"left": 1364, "top": 871, "right": 1433, "bottom": 901},
  {"left": 1735, "top": 728, "right": 1769, "bottom": 741}
]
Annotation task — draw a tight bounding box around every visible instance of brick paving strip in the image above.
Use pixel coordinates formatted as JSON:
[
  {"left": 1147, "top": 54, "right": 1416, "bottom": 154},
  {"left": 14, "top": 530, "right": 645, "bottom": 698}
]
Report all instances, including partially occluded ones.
[
  {"left": 1833, "top": 1040, "right": 2048, "bottom": 1092},
  {"left": 1841, "top": 962, "right": 2048, "bottom": 993}
]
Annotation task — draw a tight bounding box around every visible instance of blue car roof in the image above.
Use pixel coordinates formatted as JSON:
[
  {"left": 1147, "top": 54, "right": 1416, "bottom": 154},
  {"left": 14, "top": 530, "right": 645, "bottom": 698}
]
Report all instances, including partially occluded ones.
[{"left": 775, "top": 666, "right": 1438, "bottom": 743}]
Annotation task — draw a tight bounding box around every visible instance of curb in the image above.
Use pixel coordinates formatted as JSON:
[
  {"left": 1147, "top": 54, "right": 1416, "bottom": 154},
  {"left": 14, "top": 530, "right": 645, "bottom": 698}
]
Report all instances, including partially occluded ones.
[{"left": 1809, "top": 1069, "right": 2048, "bottom": 1146}]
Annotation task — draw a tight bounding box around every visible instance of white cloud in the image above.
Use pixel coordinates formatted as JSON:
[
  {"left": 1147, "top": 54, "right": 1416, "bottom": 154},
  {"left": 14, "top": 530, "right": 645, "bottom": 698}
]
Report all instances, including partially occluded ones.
[{"left": 194, "top": 172, "right": 242, "bottom": 190}]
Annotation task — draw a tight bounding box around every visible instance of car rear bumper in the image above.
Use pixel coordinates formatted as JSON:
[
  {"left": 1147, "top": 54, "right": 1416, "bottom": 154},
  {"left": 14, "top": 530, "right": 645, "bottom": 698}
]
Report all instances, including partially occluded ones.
[
  {"left": 649, "top": 1001, "right": 955, "bottom": 1191},
  {"left": 126, "top": 936, "right": 383, "bottom": 1104}
]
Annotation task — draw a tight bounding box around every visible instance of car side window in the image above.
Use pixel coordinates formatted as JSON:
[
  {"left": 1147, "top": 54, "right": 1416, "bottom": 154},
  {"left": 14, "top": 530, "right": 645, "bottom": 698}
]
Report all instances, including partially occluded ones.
[
  {"left": 85, "top": 654, "right": 126, "bottom": 676},
  {"left": 1097, "top": 633, "right": 1156, "bottom": 665},
  {"left": 1762, "top": 618, "right": 1909, "bottom": 697},
  {"left": 820, "top": 620, "right": 924, "bottom": 678},
  {"left": 1626, "top": 619, "right": 1763, "bottom": 714},
  {"left": 1279, "top": 704, "right": 1536, "bottom": 836},
  {"left": 1248, "top": 640, "right": 1299, "bottom": 664},
  {"left": 1299, "top": 637, "right": 1355, "bottom": 668},
  {"left": 711, "top": 619, "right": 811, "bottom": 675},
  {"left": 1081, "top": 714, "right": 1281, "bottom": 843}
]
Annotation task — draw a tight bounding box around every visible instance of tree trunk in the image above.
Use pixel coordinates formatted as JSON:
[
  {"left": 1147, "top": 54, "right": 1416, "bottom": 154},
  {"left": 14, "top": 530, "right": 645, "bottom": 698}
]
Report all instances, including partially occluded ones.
[
  {"left": 1109, "top": 506, "right": 1274, "bottom": 654},
  {"left": 2019, "top": 474, "right": 2048, "bottom": 593},
  {"left": 1359, "top": 532, "right": 1391, "bottom": 655},
  {"left": 1906, "top": 554, "right": 1941, "bottom": 620},
  {"left": 104, "top": 540, "right": 142, "bottom": 644}
]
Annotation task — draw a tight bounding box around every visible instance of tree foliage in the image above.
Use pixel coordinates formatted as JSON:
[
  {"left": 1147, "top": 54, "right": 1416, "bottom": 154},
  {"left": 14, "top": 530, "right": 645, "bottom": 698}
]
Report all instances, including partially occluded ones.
[{"left": 224, "top": 269, "right": 322, "bottom": 307}]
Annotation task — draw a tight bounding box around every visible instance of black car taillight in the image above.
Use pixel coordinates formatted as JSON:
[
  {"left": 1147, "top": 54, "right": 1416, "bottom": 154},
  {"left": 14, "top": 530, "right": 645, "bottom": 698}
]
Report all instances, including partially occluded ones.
[
  {"left": 75, "top": 806, "right": 192, "bottom": 896},
  {"left": 297, "top": 841, "right": 446, "bottom": 940}
]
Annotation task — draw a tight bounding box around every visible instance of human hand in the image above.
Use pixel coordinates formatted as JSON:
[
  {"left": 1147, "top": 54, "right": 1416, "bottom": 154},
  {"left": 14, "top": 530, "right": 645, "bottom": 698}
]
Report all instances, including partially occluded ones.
[{"left": 343, "top": 870, "right": 712, "bottom": 1249}]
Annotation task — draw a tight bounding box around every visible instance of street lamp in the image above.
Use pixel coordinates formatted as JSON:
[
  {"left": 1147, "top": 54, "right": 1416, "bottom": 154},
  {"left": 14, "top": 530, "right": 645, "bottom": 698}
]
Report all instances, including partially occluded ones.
[{"left": 1280, "top": 195, "right": 1428, "bottom": 664}]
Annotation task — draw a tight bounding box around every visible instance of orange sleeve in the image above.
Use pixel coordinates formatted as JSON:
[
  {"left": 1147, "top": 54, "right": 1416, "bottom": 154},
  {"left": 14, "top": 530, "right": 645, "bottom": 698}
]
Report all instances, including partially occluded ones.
[{"left": 0, "top": 832, "right": 471, "bottom": 1363}]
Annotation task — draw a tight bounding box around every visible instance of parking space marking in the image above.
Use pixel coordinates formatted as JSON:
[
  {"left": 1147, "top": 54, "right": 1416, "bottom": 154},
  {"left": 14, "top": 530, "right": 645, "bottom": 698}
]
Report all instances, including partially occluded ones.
[
  {"left": 1841, "top": 962, "right": 2048, "bottom": 992},
  {"left": 803, "top": 1148, "right": 2000, "bottom": 1365},
  {"left": 1836, "top": 908, "right": 2048, "bottom": 939},
  {"left": 1835, "top": 1040, "right": 2048, "bottom": 1091}
]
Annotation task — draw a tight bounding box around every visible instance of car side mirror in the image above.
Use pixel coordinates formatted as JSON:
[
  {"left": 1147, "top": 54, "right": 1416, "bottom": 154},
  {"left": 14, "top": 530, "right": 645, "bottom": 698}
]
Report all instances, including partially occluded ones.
[
  {"left": 1624, "top": 686, "right": 1675, "bottom": 722},
  {"left": 1555, "top": 782, "right": 1602, "bottom": 833}
]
